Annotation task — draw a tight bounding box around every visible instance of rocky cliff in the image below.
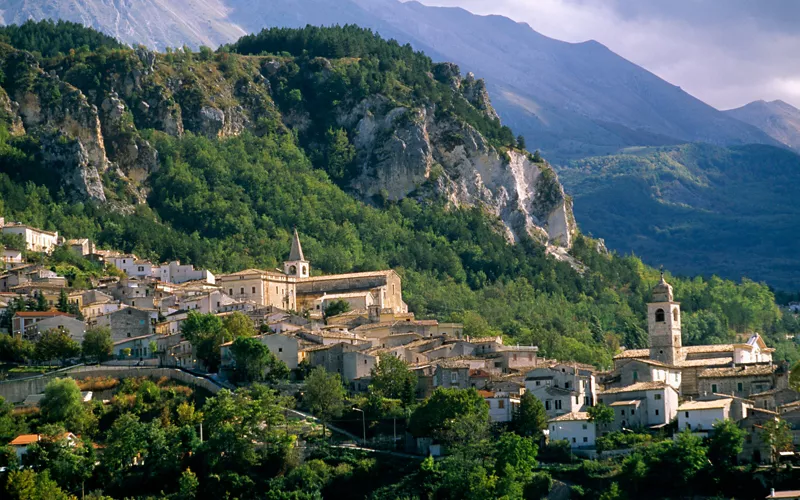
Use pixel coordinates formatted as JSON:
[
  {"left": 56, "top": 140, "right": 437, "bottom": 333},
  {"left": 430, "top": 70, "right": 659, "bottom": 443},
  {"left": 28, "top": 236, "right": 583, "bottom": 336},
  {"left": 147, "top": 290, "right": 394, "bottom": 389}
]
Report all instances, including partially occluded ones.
[{"left": 0, "top": 40, "right": 575, "bottom": 249}]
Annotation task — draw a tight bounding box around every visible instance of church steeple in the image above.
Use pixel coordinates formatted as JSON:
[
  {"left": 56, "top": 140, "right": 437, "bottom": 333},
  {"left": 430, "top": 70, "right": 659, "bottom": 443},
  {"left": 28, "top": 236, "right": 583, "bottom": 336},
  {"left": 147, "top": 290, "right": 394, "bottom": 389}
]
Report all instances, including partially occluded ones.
[
  {"left": 284, "top": 228, "right": 310, "bottom": 278},
  {"left": 648, "top": 271, "right": 681, "bottom": 365}
]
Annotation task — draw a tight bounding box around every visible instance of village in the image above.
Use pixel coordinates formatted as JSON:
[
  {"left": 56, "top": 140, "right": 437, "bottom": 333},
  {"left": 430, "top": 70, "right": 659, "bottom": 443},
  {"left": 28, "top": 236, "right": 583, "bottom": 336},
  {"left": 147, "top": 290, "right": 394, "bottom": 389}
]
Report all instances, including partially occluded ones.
[{"left": 1, "top": 218, "right": 799, "bottom": 468}]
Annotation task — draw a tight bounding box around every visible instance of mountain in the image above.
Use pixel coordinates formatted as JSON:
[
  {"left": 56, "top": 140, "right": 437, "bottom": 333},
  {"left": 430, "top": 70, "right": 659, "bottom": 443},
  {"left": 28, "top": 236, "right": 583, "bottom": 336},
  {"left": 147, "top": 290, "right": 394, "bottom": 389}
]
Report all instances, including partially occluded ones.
[
  {"left": 556, "top": 143, "right": 800, "bottom": 290},
  {"left": 0, "top": 0, "right": 781, "bottom": 160},
  {"left": 725, "top": 99, "right": 800, "bottom": 152}
]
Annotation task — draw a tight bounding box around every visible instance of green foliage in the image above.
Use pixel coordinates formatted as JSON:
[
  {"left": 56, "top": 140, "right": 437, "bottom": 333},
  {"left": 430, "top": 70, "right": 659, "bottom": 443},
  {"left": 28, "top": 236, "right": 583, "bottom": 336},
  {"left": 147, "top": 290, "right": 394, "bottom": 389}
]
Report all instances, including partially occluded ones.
[
  {"left": 0, "top": 396, "right": 25, "bottom": 444},
  {"left": 409, "top": 388, "right": 489, "bottom": 443},
  {"left": 5, "top": 469, "right": 72, "bottom": 500},
  {"left": 180, "top": 312, "right": 231, "bottom": 372},
  {"left": 595, "top": 431, "right": 652, "bottom": 454},
  {"left": 587, "top": 403, "right": 614, "bottom": 425},
  {"left": 706, "top": 418, "right": 745, "bottom": 471},
  {"left": 33, "top": 329, "right": 80, "bottom": 366},
  {"left": 39, "top": 378, "right": 89, "bottom": 433},
  {"left": 82, "top": 326, "right": 113, "bottom": 363},
  {"left": 0, "top": 333, "right": 34, "bottom": 363},
  {"left": 762, "top": 418, "right": 794, "bottom": 463},
  {"left": 230, "top": 336, "right": 289, "bottom": 384},
  {"left": 513, "top": 392, "right": 547, "bottom": 437},
  {"left": 323, "top": 299, "right": 351, "bottom": 319},
  {"left": 303, "top": 368, "right": 345, "bottom": 437},
  {"left": 0, "top": 20, "right": 123, "bottom": 60},
  {"left": 370, "top": 353, "right": 416, "bottom": 406}
]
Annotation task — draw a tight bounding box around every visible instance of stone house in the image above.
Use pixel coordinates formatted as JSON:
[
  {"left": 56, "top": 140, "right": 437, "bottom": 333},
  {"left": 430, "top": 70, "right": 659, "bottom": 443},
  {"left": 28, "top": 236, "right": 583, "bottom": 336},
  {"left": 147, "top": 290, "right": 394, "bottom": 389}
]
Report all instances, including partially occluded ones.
[
  {"left": 1, "top": 224, "right": 58, "bottom": 253},
  {"left": 480, "top": 390, "right": 521, "bottom": 423},
  {"left": 525, "top": 364, "right": 596, "bottom": 418},
  {"left": 90, "top": 306, "right": 156, "bottom": 342},
  {"left": 752, "top": 388, "right": 800, "bottom": 412},
  {"left": 597, "top": 381, "right": 679, "bottom": 432},
  {"left": 697, "top": 364, "right": 778, "bottom": 399},
  {"left": 12, "top": 311, "right": 81, "bottom": 340},
  {"left": 677, "top": 397, "right": 733, "bottom": 436},
  {"left": 603, "top": 358, "right": 681, "bottom": 393},
  {"left": 181, "top": 290, "right": 237, "bottom": 314},
  {"left": 548, "top": 412, "right": 596, "bottom": 449},
  {"left": 113, "top": 334, "right": 156, "bottom": 359},
  {"left": 220, "top": 333, "right": 301, "bottom": 372},
  {"left": 738, "top": 407, "right": 780, "bottom": 464},
  {"left": 434, "top": 359, "right": 489, "bottom": 389},
  {"left": 218, "top": 269, "right": 297, "bottom": 310},
  {"left": 67, "top": 239, "right": 93, "bottom": 256}
]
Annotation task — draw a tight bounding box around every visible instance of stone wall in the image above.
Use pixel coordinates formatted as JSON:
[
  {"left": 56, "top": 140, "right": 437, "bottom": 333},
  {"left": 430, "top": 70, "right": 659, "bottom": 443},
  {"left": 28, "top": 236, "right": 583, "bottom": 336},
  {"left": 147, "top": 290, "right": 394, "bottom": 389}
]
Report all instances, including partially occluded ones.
[{"left": 0, "top": 365, "right": 223, "bottom": 403}]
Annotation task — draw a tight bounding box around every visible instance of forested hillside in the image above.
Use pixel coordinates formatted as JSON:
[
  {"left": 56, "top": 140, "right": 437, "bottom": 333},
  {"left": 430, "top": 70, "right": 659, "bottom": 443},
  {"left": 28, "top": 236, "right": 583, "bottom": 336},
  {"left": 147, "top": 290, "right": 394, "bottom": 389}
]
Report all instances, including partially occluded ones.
[
  {"left": 1, "top": 22, "right": 798, "bottom": 368},
  {"left": 557, "top": 143, "right": 800, "bottom": 291}
]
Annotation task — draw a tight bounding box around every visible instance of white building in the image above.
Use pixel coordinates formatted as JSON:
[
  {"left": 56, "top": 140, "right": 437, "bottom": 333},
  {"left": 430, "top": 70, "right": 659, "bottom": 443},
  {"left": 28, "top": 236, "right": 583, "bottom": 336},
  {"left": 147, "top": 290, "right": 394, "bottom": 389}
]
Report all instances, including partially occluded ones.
[
  {"left": 525, "top": 364, "right": 596, "bottom": 418},
  {"left": 482, "top": 390, "right": 521, "bottom": 423},
  {"left": 1, "top": 224, "right": 58, "bottom": 253},
  {"left": 677, "top": 398, "right": 733, "bottom": 436},
  {"left": 2, "top": 249, "right": 23, "bottom": 267},
  {"left": 155, "top": 261, "right": 215, "bottom": 285},
  {"left": 181, "top": 290, "right": 237, "bottom": 314},
  {"left": 548, "top": 412, "right": 596, "bottom": 449},
  {"left": 597, "top": 381, "right": 679, "bottom": 431}
]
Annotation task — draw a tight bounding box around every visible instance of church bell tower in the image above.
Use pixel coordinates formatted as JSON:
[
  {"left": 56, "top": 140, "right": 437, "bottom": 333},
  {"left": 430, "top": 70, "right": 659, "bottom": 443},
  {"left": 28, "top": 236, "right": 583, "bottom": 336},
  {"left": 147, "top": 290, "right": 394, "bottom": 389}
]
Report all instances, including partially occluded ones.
[
  {"left": 284, "top": 228, "right": 310, "bottom": 279},
  {"left": 648, "top": 271, "right": 682, "bottom": 365}
]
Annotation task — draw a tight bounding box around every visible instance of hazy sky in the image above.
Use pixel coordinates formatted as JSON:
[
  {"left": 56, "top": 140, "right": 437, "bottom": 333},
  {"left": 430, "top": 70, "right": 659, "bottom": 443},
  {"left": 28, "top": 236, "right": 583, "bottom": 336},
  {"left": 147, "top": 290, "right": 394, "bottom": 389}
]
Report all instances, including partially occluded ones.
[{"left": 415, "top": 0, "right": 800, "bottom": 110}]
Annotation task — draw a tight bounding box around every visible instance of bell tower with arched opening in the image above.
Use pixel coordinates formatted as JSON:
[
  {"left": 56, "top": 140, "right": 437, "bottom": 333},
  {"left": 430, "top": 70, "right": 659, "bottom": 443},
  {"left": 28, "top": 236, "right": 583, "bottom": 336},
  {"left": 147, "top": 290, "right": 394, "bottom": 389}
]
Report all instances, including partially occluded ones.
[
  {"left": 647, "top": 271, "right": 682, "bottom": 365},
  {"left": 284, "top": 228, "right": 310, "bottom": 279}
]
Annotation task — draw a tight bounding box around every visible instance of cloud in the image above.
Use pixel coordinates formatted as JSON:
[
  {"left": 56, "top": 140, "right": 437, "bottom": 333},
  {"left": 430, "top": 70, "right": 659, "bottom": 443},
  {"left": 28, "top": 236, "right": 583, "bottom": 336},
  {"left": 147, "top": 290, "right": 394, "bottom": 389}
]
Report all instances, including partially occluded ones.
[{"left": 412, "top": 0, "right": 800, "bottom": 110}]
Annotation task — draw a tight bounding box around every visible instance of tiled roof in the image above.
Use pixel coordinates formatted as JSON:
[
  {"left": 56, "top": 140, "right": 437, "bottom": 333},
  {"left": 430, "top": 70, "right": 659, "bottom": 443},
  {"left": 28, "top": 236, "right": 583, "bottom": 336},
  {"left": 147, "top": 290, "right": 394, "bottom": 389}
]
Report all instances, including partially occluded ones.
[
  {"left": 682, "top": 344, "right": 735, "bottom": 354},
  {"left": 548, "top": 411, "right": 591, "bottom": 423},
  {"left": 599, "top": 381, "right": 672, "bottom": 395},
  {"left": 678, "top": 399, "right": 733, "bottom": 411},
  {"left": 13, "top": 310, "right": 75, "bottom": 318},
  {"left": 676, "top": 358, "right": 733, "bottom": 368},
  {"left": 609, "top": 399, "right": 641, "bottom": 407},
  {"left": 623, "top": 358, "right": 676, "bottom": 369},
  {"left": 10, "top": 434, "right": 41, "bottom": 445},
  {"left": 698, "top": 364, "right": 776, "bottom": 378},
  {"left": 303, "top": 270, "right": 394, "bottom": 281},
  {"left": 613, "top": 348, "right": 649, "bottom": 359}
]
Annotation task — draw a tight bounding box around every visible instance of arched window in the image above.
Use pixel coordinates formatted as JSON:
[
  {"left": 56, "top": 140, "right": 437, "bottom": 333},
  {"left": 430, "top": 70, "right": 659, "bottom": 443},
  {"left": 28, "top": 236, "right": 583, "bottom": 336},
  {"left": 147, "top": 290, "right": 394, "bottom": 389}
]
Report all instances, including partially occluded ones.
[
  {"left": 673, "top": 308, "right": 679, "bottom": 322},
  {"left": 655, "top": 308, "right": 665, "bottom": 322},
  {"left": 289, "top": 265, "right": 297, "bottom": 275},
  {"left": 301, "top": 265, "right": 307, "bottom": 275}
]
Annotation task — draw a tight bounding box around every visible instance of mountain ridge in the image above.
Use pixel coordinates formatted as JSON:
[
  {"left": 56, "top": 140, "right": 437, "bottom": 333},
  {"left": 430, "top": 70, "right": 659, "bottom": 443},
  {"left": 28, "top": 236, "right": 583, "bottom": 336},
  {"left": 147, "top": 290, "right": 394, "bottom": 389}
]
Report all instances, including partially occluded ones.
[{"left": 725, "top": 99, "right": 800, "bottom": 152}]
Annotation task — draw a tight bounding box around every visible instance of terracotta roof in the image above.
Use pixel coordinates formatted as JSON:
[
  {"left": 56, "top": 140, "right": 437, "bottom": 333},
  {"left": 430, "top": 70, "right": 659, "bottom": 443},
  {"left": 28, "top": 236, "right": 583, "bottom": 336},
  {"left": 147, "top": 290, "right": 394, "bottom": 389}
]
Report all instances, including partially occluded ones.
[
  {"left": 676, "top": 358, "right": 733, "bottom": 368},
  {"left": 613, "top": 348, "right": 649, "bottom": 360},
  {"left": 303, "top": 270, "right": 394, "bottom": 281},
  {"left": 548, "top": 411, "right": 591, "bottom": 423},
  {"left": 477, "top": 390, "right": 494, "bottom": 398},
  {"left": 698, "top": 364, "right": 776, "bottom": 378},
  {"left": 678, "top": 399, "right": 733, "bottom": 411},
  {"left": 600, "top": 381, "right": 672, "bottom": 395},
  {"left": 623, "top": 358, "right": 677, "bottom": 369},
  {"left": 10, "top": 434, "right": 41, "bottom": 445},
  {"left": 13, "top": 310, "right": 75, "bottom": 318}
]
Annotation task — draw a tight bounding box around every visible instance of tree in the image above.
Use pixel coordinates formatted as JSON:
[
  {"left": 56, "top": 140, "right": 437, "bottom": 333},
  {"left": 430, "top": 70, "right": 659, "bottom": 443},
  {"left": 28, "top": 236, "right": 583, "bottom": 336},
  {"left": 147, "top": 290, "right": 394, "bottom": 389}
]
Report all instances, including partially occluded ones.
[
  {"left": 22, "top": 424, "right": 94, "bottom": 494},
  {"left": 0, "top": 396, "right": 24, "bottom": 444},
  {"left": 6, "top": 469, "right": 72, "bottom": 500},
  {"left": 181, "top": 312, "right": 231, "bottom": 372},
  {"left": 762, "top": 418, "right": 793, "bottom": 464},
  {"left": 179, "top": 468, "right": 199, "bottom": 499},
  {"left": 0, "top": 334, "right": 33, "bottom": 363},
  {"left": 514, "top": 392, "right": 547, "bottom": 437},
  {"left": 323, "top": 299, "right": 350, "bottom": 319},
  {"left": 409, "top": 388, "right": 489, "bottom": 447},
  {"left": 230, "top": 336, "right": 288, "bottom": 383},
  {"left": 222, "top": 312, "right": 255, "bottom": 339},
  {"left": 34, "top": 329, "right": 80, "bottom": 366},
  {"left": 371, "top": 353, "right": 416, "bottom": 405},
  {"left": 588, "top": 403, "right": 615, "bottom": 426},
  {"left": 304, "top": 367, "right": 345, "bottom": 438},
  {"left": 39, "top": 378, "right": 87, "bottom": 431},
  {"left": 707, "top": 418, "right": 745, "bottom": 469},
  {"left": 35, "top": 293, "right": 48, "bottom": 312},
  {"left": 494, "top": 432, "right": 538, "bottom": 477},
  {"left": 532, "top": 149, "right": 543, "bottom": 163},
  {"left": 148, "top": 340, "right": 158, "bottom": 359},
  {"left": 323, "top": 128, "right": 356, "bottom": 181},
  {"left": 516, "top": 134, "right": 526, "bottom": 150},
  {"left": 56, "top": 289, "right": 69, "bottom": 313},
  {"left": 81, "top": 326, "right": 113, "bottom": 362}
]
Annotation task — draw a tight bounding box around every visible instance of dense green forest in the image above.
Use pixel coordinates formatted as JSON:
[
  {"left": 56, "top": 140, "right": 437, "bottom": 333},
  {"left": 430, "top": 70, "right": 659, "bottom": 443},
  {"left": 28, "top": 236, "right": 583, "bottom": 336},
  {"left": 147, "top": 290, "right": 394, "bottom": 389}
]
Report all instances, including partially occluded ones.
[
  {"left": 0, "top": 19, "right": 123, "bottom": 58},
  {"left": 0, "top": 22, "right": 798, "bottom": 370},
  {"left": 557, "top": 142, "right": 800, "bottom": 290}
]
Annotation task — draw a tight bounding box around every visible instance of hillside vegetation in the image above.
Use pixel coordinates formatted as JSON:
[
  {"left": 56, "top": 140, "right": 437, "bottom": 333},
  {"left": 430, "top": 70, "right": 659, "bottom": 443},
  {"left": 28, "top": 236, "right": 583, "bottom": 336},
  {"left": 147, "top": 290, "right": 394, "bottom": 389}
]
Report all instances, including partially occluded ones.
[
  {"left": 0, "top": 22, "right": 798, "bottom": 368},
  {"left": 558, "top": 143, "right": 800, "bottom": 291}
]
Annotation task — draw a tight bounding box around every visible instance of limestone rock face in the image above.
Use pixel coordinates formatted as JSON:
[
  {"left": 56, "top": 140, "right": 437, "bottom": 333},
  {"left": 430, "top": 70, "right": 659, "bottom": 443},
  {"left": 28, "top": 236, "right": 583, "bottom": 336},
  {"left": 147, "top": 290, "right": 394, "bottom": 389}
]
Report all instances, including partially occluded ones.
[
  {"left": 40, "top": 130, "right": 106, "bottom": 203},
  {"left": 346, "top": 98, "right": 575, "bottom": 247},
  {"left": 461, "top": 73, "right": 500, "bottom": 121}
]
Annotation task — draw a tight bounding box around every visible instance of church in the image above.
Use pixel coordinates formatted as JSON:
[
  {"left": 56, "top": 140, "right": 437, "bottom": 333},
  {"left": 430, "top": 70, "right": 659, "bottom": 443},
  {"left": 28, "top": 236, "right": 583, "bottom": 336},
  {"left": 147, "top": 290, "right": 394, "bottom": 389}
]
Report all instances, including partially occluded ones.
[
  {"left": 604, "top": 274, "right": 780, "bottom": 399},
  {"left": 218, "top": 229, "right": 408, "bottom": 316}
]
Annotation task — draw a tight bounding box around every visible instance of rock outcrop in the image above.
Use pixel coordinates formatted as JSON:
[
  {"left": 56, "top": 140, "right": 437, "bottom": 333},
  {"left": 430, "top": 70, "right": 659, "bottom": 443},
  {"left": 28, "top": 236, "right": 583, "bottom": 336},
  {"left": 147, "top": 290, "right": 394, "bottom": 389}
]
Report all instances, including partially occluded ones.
[{"left": 345, "top": 97, "right": 575, "bottom": 247}]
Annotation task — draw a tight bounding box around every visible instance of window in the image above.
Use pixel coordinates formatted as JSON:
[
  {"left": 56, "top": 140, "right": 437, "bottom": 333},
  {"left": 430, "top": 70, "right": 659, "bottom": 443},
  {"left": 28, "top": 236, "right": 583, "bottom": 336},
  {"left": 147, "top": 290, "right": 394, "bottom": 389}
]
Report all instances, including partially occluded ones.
[
  {"left": 685, "top": 411, "right": 689, "bottom": 418},
  {"left": 535, "top": 381, "right": 541, "bottom": 386},
  {"left": 252, "top": 287, "right": 256, "bottom": 293},
  {"left": 551, "top": 426, "right": 555, "bottom": 431},
  {"left": 450, "top": 372, "right": 458, "bottom": 384},
  {"left": 737, "top": 382, "right": 743, "bottom": 392},
  {"left": 582, "top": 424, "right": 587, "bottom": 430},
  {"left": 655, "top": 308, "right": 665, "bottom": 322},
  {"left": 498, "top": 400, "right": 505, "bottom": 409},
  {"left": 654, "top": 394, "right": 662, "bottom": 400},
  {"left": 555, "top": 400, "right": 562, "bottom": 410},
  {"left": 583, "top": 437, "right": 588, "bottom": 443},
  {"left": 229, "top": 289, "right": 233, "bottom": 295},
  {"left": 633, "top": 371, "right": 639, "bottom": 382},
  {"left": 711, "top": 384, "right": 718, "bottom": 393},
  {"left": 631, "top": 409, "right": 635, "bottom": 415},
  {"left": 278, "top": 348, "right": 283, "bottom": 353},
  {"left": 621, "top": 409, "right": 625, "bottom": 416},
  {"left": 565, "top": 381, "right": 571, "bottom": 389},
  {"left": 572, "top": 437, "right": 576, "bottom": 443},
  {"left": 655, "top": 409, "right": 659, "bottom": 416},
  {"left": 545, "top": 400, "right": 551, "bottom": 410},
  {"left": 240, "top": 287, "right": 244, "bottom": 295},
  {"left": 673, "top": 309, "right": 679, "bottom": 322}
]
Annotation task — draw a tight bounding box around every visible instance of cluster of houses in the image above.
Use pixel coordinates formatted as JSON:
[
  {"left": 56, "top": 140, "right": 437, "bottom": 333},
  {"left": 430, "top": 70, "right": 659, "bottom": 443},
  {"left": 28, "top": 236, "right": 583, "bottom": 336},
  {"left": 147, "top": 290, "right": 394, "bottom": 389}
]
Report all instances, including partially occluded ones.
[{"left": 2, "top": 220, "right": 800, "bottom": 465}]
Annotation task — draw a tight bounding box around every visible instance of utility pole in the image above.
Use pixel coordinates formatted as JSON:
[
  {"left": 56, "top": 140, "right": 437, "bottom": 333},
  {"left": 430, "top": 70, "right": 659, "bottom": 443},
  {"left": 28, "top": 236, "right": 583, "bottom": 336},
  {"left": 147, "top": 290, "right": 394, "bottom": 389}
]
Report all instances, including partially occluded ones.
[{"left": 353, "top": 407, "right": 366, "bottom": 445}]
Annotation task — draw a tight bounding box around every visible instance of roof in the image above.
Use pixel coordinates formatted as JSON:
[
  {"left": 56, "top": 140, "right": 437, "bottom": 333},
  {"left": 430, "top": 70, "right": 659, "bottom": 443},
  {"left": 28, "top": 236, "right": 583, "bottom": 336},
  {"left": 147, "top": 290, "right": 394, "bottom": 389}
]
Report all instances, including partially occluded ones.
[
  {"left": 767, "top": 490, "right": 800, "bottom": 499},
  {"left": 288, "top": 228, "right": 305, "bottom": 261},
  {"left": 698, "top": 364, "right": 776, "bottom": 378},
  {"left": 677, "top": 399, "right": 733, "bottom": 411},
  {"left": 623, "top": 358, "right": 677, "bottom": 369},
  {"left": 682, "top": 344, "right": 735, "bottom": 354},
  {"left": 600, "top": 381, "right": 672, "bottom": 395},
  {"left": 609, "top": 399, "right": 642, "bottom": 407},
  {"left": 303, "top": 270, "right": 394, "bottom": 282},
  {"left": 13, "top": 310, "right": 75, "bottom": 319},
  {"left": 10, "top": 434, "right": 41, "bottom": 446},
  {"left": 676, "top": 358, "right": 733, "bottom": 368},
  {"left": 548, "top": 412, "right": 591, "bottom": 423},
  {"left": 613, "top": 348, "right": 649, "bottom": 360},
  {"left": 113, "top": 334, "right": 155, "bottom": 345}
]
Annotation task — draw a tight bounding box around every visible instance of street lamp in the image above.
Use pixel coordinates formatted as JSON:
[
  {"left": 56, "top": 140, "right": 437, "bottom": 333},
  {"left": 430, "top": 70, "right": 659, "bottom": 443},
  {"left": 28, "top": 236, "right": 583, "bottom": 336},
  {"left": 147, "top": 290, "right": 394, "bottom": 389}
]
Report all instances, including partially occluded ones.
[{"left": 352, "top": 407, "right": 366, "bottom": 445}]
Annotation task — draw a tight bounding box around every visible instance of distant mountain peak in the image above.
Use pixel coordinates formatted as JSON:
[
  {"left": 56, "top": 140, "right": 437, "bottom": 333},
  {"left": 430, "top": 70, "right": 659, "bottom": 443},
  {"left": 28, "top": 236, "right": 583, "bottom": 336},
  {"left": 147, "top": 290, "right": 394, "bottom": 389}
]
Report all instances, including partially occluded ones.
[{"left": 726, "top": 98, "right": 800, "bottom": 151}]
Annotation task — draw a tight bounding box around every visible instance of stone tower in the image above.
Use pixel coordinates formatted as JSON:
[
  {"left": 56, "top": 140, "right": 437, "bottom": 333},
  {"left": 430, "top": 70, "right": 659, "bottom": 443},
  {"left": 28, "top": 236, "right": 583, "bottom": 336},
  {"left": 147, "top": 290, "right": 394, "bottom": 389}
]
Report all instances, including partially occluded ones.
[
  {"left": 284, "top": 229, "right": 310, "bottom": 279},
  {"left": 648, "top": 273, "right": 682, "bottom": 365}
]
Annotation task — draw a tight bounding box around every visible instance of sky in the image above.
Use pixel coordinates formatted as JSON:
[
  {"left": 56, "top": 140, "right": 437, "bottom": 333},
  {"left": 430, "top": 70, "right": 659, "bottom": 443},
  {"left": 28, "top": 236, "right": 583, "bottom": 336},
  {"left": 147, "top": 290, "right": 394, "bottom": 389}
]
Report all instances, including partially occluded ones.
[{"left": 414, "top": 0, "right": 800, "bottom": 110}]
